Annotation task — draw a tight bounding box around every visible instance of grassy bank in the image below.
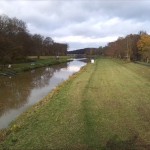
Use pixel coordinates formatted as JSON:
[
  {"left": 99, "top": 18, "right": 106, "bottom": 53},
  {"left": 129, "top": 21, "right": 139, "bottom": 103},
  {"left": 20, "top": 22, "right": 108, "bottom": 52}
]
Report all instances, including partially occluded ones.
[
  {"left": 0, "top": 58, "right": 150, "bottom": 149},
  {"left": 0, "top": 56, "right": 70, "bottom": 76}
]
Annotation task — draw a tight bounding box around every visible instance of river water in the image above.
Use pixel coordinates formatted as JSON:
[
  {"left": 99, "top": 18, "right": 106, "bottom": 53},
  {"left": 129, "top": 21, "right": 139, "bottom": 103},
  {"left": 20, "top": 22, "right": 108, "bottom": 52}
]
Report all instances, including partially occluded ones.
[{"left": 0, "top": 59, "right": 87, "bottom": 129}]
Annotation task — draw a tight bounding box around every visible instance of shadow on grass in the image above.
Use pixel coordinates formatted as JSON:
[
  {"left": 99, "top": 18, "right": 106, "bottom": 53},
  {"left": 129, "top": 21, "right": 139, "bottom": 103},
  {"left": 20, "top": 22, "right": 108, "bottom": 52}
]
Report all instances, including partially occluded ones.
[
  {"left": 102, "top": 135, "right": 138, "bottom": 150},
  {"left": 134, "top": 61, "right": 150, "bottom": 67},
  {"left": 52, "top": 134, "right": 150, "bottom": 150},
  {"left": 102, "top": 134, "right": 150, "bottom": 150}
]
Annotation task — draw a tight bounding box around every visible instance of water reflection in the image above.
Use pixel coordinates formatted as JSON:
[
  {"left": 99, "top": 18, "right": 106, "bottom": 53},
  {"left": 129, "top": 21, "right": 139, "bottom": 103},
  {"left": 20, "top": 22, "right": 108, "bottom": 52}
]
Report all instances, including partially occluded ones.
[{"left": 0, "top": 59, "right": 87, "bottom": 129}]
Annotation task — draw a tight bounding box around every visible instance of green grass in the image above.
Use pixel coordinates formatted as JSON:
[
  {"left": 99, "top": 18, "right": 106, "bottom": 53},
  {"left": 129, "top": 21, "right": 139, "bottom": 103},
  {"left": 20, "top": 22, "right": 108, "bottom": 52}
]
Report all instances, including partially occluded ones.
[
  {"left": 0, "top": 56, "right": 70, "bottom": 75},
  {"left": 0, "top": 58, "right": 150, "bottom": 149}
]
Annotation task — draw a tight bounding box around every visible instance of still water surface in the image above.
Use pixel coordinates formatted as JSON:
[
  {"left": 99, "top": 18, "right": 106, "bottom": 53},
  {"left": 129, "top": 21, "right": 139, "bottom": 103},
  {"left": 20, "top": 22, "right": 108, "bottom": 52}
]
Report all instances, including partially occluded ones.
[{"left": 0, "top": 59, "right": 87, "bottom": 129}]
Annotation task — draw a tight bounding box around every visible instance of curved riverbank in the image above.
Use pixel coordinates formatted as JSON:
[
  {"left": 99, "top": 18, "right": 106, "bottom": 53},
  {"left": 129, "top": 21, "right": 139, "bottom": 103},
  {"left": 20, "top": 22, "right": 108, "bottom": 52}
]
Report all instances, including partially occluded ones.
[
  {"left": 0, "top": 59, "right": 87, "bottom": 129},
  {"left": 0, "top": 62, "right": 88, "bottom": 143}
]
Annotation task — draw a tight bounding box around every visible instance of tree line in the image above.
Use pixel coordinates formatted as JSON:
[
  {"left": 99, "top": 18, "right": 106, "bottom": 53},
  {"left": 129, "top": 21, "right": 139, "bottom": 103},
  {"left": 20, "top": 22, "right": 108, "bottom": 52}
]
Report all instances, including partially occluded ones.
[
  {"left": 102, "top": 31, "right": 150, "bottom": 63},
  {"left": 0, "top": 15, "right": 68, "bottom": 64},
  {"left": 68, "top": 48, "right": 102, "bottom": 56}
]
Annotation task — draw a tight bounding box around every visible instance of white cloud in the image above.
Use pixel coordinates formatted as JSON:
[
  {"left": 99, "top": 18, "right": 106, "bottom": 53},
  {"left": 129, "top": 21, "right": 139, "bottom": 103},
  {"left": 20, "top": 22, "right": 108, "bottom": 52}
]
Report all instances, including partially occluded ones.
[
  {"left": 0, "top": 0, "right": 150, "bottom": 50},
  {"left": 54, "top": 35, "right": 118, "bottom": 43}
]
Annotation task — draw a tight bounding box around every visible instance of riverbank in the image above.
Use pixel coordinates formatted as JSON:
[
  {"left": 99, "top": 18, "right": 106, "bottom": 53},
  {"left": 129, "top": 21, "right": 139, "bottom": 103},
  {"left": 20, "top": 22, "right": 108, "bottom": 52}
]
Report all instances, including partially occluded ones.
[
  {"left": 0, "top": 58, "right": 150, "bottom": 149},
  {"left": 0, "top": 56, "right": 71, "bottom": 76}
]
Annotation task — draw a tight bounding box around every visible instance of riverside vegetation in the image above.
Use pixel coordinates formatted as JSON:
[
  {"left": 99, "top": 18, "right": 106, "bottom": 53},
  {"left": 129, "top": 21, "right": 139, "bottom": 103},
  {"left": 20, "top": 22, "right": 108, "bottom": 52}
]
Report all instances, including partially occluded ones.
[
  {"left": 0, "top": 58, "right": 150, "bottom": 149},
  {"left": 0, "top": 56, "right": 70, "bottom": 76}
]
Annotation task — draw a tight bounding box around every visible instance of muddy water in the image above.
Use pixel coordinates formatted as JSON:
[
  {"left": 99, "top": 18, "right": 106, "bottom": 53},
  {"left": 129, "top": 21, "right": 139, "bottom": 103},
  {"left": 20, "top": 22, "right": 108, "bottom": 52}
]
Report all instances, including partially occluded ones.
[{"left": 0, "top": 59, "right": 87, "bottom": 129}]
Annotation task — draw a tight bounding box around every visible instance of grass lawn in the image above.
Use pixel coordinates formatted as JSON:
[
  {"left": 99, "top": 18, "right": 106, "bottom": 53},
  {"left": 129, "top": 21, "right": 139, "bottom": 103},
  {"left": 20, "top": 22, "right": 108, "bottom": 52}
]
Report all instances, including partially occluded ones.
[
  {"left": 0, "top": 58, "right": 150, "bottom": 149},
  {"left": 0, "top": 56, "right": 70, "bottom": 75}
]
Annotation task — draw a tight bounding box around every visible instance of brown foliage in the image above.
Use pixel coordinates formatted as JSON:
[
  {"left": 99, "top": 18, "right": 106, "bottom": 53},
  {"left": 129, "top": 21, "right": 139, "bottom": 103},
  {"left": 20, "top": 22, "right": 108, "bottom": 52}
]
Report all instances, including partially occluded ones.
[{"left": 0, "top": 15, "right": 68, "bottom": 64}]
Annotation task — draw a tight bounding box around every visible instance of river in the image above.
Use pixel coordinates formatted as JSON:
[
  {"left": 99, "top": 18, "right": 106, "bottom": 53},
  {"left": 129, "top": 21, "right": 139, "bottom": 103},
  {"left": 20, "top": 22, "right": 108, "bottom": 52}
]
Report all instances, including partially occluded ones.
[{"left": 0, "top": 59, "right": 87, "bottom": 129}]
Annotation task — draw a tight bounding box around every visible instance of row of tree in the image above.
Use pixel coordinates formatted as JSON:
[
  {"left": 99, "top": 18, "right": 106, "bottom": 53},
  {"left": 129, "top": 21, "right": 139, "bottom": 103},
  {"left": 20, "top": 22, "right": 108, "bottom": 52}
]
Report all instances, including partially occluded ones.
[
  {"left": 102, "top": 31, "right": 150, "bottom": 63},
  {"left": 0, "top": 15, "right": 68, "bottom": 64}
]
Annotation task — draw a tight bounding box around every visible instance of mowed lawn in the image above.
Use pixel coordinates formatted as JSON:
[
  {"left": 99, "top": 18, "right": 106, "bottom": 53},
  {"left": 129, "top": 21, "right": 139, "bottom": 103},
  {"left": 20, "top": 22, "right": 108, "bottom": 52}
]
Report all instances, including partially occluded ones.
[{"left": 0, "top": 58, "right": 150, "bottom": 149}]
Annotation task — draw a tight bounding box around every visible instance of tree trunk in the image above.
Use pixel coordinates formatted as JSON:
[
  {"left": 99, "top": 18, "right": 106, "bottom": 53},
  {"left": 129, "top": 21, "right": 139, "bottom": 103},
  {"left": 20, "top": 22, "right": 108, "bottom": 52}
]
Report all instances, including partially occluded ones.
[
  {"left": 127, "top": 57, "right": 131, "bottom": 62},
  {"left": 127, "top": 53, "right": 131, "bottom": 62},
  {"left": 146, "top": 57, "right": 149, "bottom": 63}
]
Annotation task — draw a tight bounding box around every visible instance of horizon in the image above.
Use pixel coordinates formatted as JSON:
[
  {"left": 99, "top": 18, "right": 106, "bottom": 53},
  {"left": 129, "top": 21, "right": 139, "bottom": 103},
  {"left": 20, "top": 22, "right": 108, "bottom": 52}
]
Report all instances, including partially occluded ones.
[{"left": 0, "top": 0, "right": 150, "bottom": 51}]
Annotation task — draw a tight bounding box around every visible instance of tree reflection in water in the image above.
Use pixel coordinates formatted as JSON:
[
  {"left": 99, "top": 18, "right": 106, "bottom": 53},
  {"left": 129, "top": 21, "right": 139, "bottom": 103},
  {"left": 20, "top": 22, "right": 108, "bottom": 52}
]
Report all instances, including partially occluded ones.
[{"left": 0, "top": 59, "right": 86, "bottom": 129}]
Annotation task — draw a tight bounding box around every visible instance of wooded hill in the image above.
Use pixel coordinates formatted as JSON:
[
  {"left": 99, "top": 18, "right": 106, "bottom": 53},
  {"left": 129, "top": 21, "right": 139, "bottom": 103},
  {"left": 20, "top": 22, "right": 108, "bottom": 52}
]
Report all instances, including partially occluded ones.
[{"left": 68, "top": 48, "right": 102, "bottom": 55}]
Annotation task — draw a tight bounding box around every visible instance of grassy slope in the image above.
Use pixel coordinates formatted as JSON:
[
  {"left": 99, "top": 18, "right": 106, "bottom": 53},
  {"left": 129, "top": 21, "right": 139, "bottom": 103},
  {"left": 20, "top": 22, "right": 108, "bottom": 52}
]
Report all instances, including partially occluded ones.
[{"left": 0, "top": 58, "right": 150, "bottom": 149}]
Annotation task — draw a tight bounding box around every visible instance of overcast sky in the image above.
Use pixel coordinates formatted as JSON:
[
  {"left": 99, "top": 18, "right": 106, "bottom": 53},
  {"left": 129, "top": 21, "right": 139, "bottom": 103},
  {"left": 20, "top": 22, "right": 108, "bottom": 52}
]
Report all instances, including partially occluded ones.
[{"left": 0, "top": 0, "right": 150, "bottom": 51}]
